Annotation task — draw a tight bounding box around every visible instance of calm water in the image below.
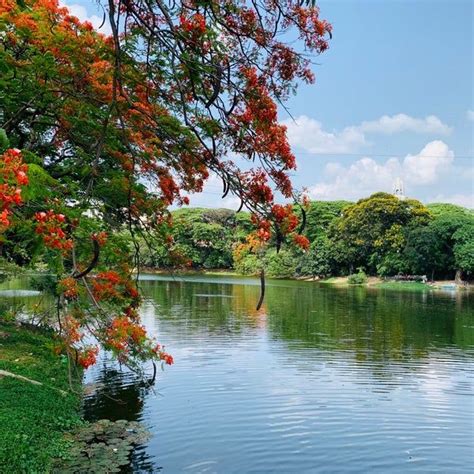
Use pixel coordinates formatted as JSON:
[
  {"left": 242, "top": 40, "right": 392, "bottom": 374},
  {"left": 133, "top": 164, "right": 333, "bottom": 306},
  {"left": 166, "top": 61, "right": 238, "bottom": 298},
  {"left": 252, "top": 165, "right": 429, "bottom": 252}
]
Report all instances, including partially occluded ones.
[
  {"left": 2, "top": 275, "right": 474, "bottom": 472},
  {"left": 0, "top": 276, "right": 474, "bottom": 474},
  {"left": 78, "top": 275, "right": 474, "bottom": 473}
]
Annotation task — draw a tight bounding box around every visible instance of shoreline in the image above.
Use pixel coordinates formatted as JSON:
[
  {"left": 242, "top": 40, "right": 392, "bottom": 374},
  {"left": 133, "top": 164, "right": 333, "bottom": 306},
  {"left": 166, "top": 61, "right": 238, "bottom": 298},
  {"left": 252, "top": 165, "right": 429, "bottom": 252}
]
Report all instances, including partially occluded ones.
[
  {"left": 139, "top": 268, "right": 471, "bottom": 292},
  {"left": 0, "top": 320, "right": 154, "bottom": 472},
  {"left": 0, "top": 321, "right": 83, "bottom": 472}
]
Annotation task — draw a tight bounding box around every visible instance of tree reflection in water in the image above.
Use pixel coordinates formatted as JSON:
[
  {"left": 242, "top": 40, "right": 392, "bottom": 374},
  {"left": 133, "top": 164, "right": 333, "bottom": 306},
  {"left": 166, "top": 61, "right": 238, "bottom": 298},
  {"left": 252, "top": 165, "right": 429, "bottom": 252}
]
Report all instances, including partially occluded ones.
[{"left": 82, "top": 364, "right": 160, "bottom": 473}]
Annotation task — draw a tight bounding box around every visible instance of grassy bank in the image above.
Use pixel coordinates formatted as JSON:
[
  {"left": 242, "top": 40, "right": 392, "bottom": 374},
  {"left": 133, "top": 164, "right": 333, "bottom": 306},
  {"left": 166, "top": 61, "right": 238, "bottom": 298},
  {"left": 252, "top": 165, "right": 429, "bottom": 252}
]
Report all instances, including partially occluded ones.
[
  {"left": 374, "top": 281, "right": 432, "bottom": 291},
  {"left": 0, "top": 322, "right": 83, "bottom": 473},
  {"left": 315, "top": 276, "right": 454, "bottom": 291},
  {"left": 140, "top": 268, "right": 468, "bottom": 292}
]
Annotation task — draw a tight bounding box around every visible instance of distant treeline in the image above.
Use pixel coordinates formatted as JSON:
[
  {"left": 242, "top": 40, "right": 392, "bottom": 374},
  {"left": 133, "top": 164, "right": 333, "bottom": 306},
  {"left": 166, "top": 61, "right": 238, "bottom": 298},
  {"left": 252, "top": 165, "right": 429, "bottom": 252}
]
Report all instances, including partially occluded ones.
[{"left": 140, "top": 193, "right": 473, "bottom": 281}]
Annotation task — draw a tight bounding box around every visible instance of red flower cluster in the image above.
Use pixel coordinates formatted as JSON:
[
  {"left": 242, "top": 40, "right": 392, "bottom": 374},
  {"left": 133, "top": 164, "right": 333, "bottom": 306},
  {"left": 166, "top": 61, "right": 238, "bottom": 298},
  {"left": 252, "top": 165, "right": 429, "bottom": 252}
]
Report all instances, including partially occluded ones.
[
  {"left": 91, "top": 270, "right": 123, "bottom": 300},
  {"left": 106, "top": 315, "right": 147, "bottom": 354},
  {"left": 251, "top": 217, "right": 272, "bottom": 243},
  {"left": 78, "top": 346, "right": 99, "bottom": 369},
  {"left": 243, "top": 170, "right": 274, "bottom": 205},
  {"left": 231, "top": 67, "right": 296, "bottom": 202},
  {"left": 0, "top": 148, "right": 28, "bottom": 229},
  {"left": 59, "top": 276, "right": 79, "bottom": 299},
  {"left": 63, "top": 315, "right": 82, "bottom": 344},
  {"left": 179, "top": 13, "right": 206, "bottom": 36},
  {"left": 92, "top": 231, "right": 108, "bottom": 247},
  {"left": 152, "top": 344, "right": 174, "bottom": 365},
  {"left": 271, "top": 204, "right": 298, "bottom": 233},
  {"left": 293, "top": 234, "right": 310, "bottom": 250},
  {"left": 290, "top": 5, "right": 332, "bottom": 51},
  {"left": 34, "top": 210, "right": 73, "bottom": 252},
  {"left": 91, "top": 270, "right": 140, "bottom": 303}
]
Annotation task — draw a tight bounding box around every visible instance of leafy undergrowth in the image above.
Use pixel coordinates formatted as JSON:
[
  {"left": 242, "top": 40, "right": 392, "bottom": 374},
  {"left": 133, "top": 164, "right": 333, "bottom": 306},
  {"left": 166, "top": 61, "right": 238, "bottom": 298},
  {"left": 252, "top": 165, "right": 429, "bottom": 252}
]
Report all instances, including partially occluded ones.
[
  {"left": 375, "top": 281, "right": 432, "bottom": 291},
  {"left": 56, "top": 419, "right": 151, "bottom": 473},
  {"left": 0, "top": 321, "right": 83, "bottom": 473}
]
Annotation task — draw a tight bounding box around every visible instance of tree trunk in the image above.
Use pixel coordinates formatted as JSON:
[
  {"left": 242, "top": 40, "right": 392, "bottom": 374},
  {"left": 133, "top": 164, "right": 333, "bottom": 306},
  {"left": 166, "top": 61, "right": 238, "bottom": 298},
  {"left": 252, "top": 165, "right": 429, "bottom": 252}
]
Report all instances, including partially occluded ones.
[{"left": 455, "top": 269, "right": 463, "bottom": 285}]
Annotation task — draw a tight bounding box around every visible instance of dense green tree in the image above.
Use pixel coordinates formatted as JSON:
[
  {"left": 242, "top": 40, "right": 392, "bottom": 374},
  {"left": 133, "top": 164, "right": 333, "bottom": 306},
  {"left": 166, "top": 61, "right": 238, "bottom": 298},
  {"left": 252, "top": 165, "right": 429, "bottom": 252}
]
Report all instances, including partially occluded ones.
[
  {"left": 265, "top": 250, "right": 298, "bottom": 279},
  {"left": 329, "top": 193, "right": 431, "bottom": 275},
  {"left": 402, "top": 226, "right": 447, "bottom": 280},
  {"left": 427, "top": 203, "right": 471, "bottom": 219},
  {"left": 304, "top": 201, "right": 351, "bottom": 242},
  {"left": 140, "top": 198, "right": 472, "bottom": 282},
  {"left": 453, "top": 221, "right": 474, "bottom": 279},
  {"left": 297, "top": 235, "right": 334, "bottom": 278},
  {"left": 428, "top": 204, "right": 474, "bottom": 280},
  {"left": 144, "top": 208, "right": 253, "bottom": 269}
]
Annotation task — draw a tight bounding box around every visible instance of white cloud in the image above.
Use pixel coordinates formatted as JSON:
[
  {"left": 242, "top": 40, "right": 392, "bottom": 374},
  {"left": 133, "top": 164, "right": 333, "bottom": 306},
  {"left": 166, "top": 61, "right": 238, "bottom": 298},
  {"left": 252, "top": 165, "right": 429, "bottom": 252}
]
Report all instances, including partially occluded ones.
[
  {"left": 358, "top": 114, "right": 452, "bottom": 135},
  {"left": 60, "top": 2, "right": 112, "bottom": 35},
  {"left": 428, "top": 193, "right": 474, "bottom": 209},
  {"left": 283, "top": 113, "right": 451, "bottom": 154},
  {"left": 467, "top": 110, "right": 474, "bottom": 122},
  {"left": 307, "top": 140, "right": 455, "bottom": 201},
  {"left": 403, "top": 140, "right": 454, "bottom": 185},
  {"left": 283, "top": 115, "right": 367, "bottom": 154}
]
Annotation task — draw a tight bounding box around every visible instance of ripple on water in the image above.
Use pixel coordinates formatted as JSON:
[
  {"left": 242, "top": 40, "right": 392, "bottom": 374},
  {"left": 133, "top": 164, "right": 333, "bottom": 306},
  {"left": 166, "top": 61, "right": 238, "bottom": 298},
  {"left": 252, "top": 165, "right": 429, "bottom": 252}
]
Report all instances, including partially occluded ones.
[{"left": 82, "top": 276, "right": 474, "bottom": 473}]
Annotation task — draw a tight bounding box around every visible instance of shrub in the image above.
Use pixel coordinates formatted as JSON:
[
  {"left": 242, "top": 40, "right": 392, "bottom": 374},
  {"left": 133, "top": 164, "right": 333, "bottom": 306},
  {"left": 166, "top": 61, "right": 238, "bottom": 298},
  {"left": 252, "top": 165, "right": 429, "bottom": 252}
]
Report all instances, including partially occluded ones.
[{"left": 348, "top": 269, "right": 367, "bottom": 285}]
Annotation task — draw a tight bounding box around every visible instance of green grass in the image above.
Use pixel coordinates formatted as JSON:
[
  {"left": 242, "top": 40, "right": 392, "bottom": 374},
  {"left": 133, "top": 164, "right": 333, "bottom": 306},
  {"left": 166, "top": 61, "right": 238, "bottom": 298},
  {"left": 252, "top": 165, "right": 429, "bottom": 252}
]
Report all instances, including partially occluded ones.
[
  {"left": 375, "top": 281, "right": 432, "bottom": 291},
  {"left": 0, "top": 322, "right": 83, "bottom": 473}
]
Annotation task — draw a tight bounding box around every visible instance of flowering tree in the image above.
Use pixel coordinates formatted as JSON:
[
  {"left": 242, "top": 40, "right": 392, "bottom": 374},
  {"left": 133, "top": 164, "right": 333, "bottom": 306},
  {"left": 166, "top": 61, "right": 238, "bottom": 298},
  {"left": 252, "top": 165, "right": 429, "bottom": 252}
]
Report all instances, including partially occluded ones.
[{"left": 0, "top": 0, "right": 330, "bottom": 371}]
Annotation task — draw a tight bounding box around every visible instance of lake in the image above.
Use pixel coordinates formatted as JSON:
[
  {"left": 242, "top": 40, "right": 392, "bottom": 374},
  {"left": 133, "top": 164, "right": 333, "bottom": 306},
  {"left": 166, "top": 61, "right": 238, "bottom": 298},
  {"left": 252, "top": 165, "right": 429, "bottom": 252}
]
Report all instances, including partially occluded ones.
[{"left": 78, "top": 274, "right": 474, "bottom": 473}]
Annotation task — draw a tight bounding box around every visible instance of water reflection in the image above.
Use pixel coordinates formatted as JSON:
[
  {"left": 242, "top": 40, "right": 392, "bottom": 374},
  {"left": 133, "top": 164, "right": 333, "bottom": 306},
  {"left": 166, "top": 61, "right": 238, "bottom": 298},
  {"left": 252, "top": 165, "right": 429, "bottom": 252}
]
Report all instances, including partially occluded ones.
[
  {"left": 139, "top": 277, "right": 474, "bottom": 364},
  {"left": 83, "top": 363, "right": 160, "bottom": 473},
  {"left": 127, "top": 276, "right": 473, "bottom": 472},
  {"left": 3, "top": 274, "right": 473, "bottom": 472},
  {"left": 0, "top": 276, "right": 53, "bottom": 318}
]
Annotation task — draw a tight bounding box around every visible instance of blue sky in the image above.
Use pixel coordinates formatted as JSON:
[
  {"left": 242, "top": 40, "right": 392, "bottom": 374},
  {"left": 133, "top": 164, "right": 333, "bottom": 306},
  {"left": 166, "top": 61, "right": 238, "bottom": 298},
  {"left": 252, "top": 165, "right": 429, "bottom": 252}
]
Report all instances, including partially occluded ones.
[{"left": 62, "top": 0, "right": 473, "bottom": 207}]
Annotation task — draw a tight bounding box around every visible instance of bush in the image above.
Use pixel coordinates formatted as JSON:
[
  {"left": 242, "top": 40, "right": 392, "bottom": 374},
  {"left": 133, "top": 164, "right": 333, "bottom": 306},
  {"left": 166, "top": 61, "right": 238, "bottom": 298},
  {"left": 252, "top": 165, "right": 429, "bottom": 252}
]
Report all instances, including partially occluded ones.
[
  {"left": 296, "top": 236, "right": 334, "bottom": 278},
  {"left": 233, "top": 253, "right": 260, "bottom": 275},
  {"left": 348, "top": 269, "right": 367, "bottom": 285},
  {"left": 265, "top": 250, "right": 297, "bottom": 278}
]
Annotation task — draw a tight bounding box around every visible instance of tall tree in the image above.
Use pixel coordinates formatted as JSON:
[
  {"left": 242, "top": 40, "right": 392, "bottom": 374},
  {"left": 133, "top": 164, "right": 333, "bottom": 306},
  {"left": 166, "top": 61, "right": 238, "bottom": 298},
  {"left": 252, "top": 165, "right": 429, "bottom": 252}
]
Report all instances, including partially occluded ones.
[
  {"left": 329, "top": 193, "right": 431, "bottom": 275},
  {"left": 402, "top": 226, "right": 447, "bottom": 280},
  {"left": 304, "top": 200, "right": 351, "bottom": 242},
  {"left": 428, "top": 204, "right": 474, "bottom": 280},
  {"left": 0, "top": 0, "right": 331, "bottom": 370}
]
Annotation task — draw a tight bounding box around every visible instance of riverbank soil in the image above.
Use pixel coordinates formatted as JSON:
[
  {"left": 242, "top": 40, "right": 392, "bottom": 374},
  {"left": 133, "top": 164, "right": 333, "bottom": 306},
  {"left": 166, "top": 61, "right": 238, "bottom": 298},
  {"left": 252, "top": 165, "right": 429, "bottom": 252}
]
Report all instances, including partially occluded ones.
[{"left": 0, "top": 322, "right": 82, "bottom": 472}]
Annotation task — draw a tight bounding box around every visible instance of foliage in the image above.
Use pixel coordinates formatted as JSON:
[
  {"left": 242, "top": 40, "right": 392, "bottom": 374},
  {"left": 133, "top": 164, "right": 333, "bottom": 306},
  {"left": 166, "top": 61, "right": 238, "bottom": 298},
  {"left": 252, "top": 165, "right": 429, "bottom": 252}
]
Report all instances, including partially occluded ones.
[
  {"left": 54, "top": 419, "right": 150, "bottom": 473},
  {"left": 347, "top": 269, "right": 368, "bottom": 285},
  {"left": 142, "top": 208, "right": 253, "bottom": 270},
  {"left": 233, "top": 249, "right": 261, "bottom": 276},
  {"left": 329, "top": 193, "right": 431, "bottom": 275},
  {"left": 264, "top": 250, "right": 298, "bottom": 278},
  {"left": 231, "top": 246, "right": 298, "bottom": 278},
  {"left": 296, "top": 235, "right": 334, "bottom": 278},
  {"left": 144, "top": 195, "right": 473, "bottom": 282},
  {"left": 426, "top": 204, "right": 474, "bottom": 279},
  {"left": 402, "top": 225, "right": 447, "bottom": 278},
  {"left": 0, "top": 322, "right": 83, "bottom": 473},
  {"left": 0, "top": 257, "right": 22, "bottom": 283},
  {"left": 453, "top": 221, "right": 474, "bottom": 276},
  {"left": 426, "top": 203, "right": 471, "bottom": 218},
  {"left": 0, "top": 0, "right": 330, "bottom": 369},
  {"left": 304, "top": 200, "right": 351, "bottom": 242}
]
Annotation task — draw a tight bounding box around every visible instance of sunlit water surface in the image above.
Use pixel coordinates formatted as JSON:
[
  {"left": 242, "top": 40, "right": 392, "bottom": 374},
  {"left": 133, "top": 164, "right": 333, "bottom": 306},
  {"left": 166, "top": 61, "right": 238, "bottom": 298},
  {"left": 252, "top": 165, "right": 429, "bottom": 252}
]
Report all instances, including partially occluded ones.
[{"left": 66, "top": 275, "right": 474, "bottom": 472}]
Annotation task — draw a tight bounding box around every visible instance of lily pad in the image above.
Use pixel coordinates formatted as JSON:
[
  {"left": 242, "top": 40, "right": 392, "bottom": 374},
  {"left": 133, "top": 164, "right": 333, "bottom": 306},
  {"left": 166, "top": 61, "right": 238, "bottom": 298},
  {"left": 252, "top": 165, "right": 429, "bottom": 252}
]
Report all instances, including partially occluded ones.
[{"left": 53, "top": 419, "right": 151, "bottom": 473}]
